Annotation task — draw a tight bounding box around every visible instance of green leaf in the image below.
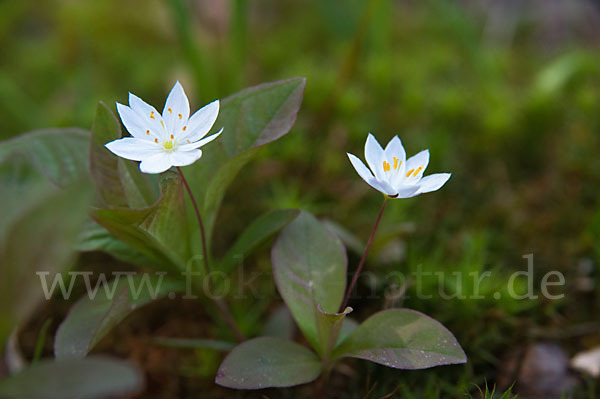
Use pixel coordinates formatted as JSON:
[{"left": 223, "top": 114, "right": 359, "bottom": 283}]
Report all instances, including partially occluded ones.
[
  {"left": 55, "top": 276, "right": 183, "bottom": 360},
  {"left": 93, "top": 172, "right": 190, "bottom": 271},
  {"left": 218, "top": 77, "right": 306, "bottom": 153},
  {"left": 91, "top": 209, "right": 176, "bottom": 269},
  {"left": 331, "top": 309, "right": 467, "bottom": 369},
  {"left": 315, "top": 305, "right": 352, "bottom": 359},
  {"left": 336, "top": 318, "right": 359, "bottom": 347},
  {"left": 153, "top": 337, "right": 235, "bottom": 351},
  {"left": 89, "top": 102, "right": 156, "bottom": 208},
  {"left": 90, "top": 102, "right": 128, "bottom": 207},
  {"left": 0, "top": 357, "right": 143, "bottom": 399},
  {"left": 271, "top": 211, "right": 347, "bottom": 354},
  {"left": 77, "top": 221, "right": 158, "bottom": 267},
  {"left": 182, "top": 77, "right": 306, "bottom": 248},
  {"left": 117, "top": 157, "right": 157, "bottom": 208},
  {"left": 201, "top": 148, "right": 259, "bottom": 246},
  {"left": 0, "top": 181, "right": 92, "bottom": 351},
  {"left": 0, "top": 128, "right": 90, "bottom": 187},
  {"left": 219, "top": 209, "right": 300, "bottom": 273},
  {"left": 215, "top": 337, "right": 321, "bottom": 389}
]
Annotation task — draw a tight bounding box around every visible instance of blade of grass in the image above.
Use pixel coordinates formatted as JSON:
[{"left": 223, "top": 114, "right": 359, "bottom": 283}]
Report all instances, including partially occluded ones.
[
  {"left": 227, "top": 0, "right": 248, "bottom": 92},
  {"left": 167, "top": 0, "right": 218, "bottom": 102},
  {"left": 31, "top": 319, "right": 52, "bottom": 364}
]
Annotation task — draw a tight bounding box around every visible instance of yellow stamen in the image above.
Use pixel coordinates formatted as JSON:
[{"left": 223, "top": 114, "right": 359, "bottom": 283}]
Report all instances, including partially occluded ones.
[
  {"left": 186, "top": 139, "right": 190, "bottom": 143},
  {"left": 406, "top": 169, "right": 415, "bottom": 177},
  {"left": 150, "top": 111, "right": 155, "bottom": 119},
  {"left": 413, "top": 166, "right": 423, "bottom": 176},
  {"left": 154, "top": 138, "right": 158, "bottom": 143},
  {"left": 178, "top": 113, "right": 182, "bottom": 119},
  {"left": 160, "top": 120, "right": 164, "bottom": 128},
  {"left": 170, "top": 134, "right": 174, "bottom": 139},
  {"left": 164, "top": 141, "right": 174, "bottom": 150},
  {"left": 393, "top": 157, "right": 401, "bottom": 170},
  {"left": 146, "top": 130, "right": 150, "bottom": 135},
  {"left": 168, "top": 107, "right": 172, "bottom": 113},
  {"left": 383, "top": 161, "right": 391, "bottom": 172},
  {"left": 182, "top": 126, "right": 187, "bottom": 131}
]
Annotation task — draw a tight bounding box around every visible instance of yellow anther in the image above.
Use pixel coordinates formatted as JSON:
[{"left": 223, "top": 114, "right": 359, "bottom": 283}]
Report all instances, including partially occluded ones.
[
  {"left": 383, "top": 161, "right": 391, "bottom": 172},
  {"left": 186, "top": 139, "right": 190, "bottom": 143},
  {"left": 150, "top": 111, "right": 155, "bottom": 119},
  {"left": 168, "top": 107, "right": 172, "bottom": 113},
  {"left": 182, "top": 126, "right": 187, "bottom": 131},
  {"left": 146, "top": 130, "right": 150, "bottom": 135},
  {"left": 406, "top": 166, "right": 423, "bottom": 178},
  {"left": 178, "top": 113, "right": 182, "bottom": 119},
  {"left": 160, "top": 120, "right": 164, "bottom": 128},
  {"left": 154, "top": 138, "right": 158, "bottom": 143},
  {"left": 170, "top": 134, "right": 174, "bottom": 139},
  {"left": 393, "top": 157, "right": 401, "bottom": 170}
]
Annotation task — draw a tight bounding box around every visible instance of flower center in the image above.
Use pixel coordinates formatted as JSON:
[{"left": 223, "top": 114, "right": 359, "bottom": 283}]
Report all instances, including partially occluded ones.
[{"left": 162, "top": 139, "right": 177, "bottom": 152}]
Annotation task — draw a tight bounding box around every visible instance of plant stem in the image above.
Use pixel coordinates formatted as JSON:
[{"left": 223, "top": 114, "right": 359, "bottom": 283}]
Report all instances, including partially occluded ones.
[
  {"left": 213, "top": 298, "right": 246, "bottom": 343},
  {"left": 340, "top": 197, "right": 388, "bottom": 311},
  {"left": 315, "top": 364, "right": 333, "bottom": 397},
  {"left": 176, "top": 167, "right": 246, "bottom": 342}
]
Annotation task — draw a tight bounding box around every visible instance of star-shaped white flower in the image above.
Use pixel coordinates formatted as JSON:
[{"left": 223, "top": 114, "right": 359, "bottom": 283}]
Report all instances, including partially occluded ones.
[
  {"left": 105, "top": 81, "right": 223, "bottom": 174},
  {"left": 347, "top": 133, "right": 451, "bottom": 198}
]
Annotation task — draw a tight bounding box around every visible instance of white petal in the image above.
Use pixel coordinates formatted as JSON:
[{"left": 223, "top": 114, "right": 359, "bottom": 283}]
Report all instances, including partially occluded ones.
[
  {"left": 116, "top": 103, "right": 157, "bottom": 141},
  {"left": 364, "top": 133, "right": 385, "bottom": 181},
  {"left": 128, "top": 92, "right": 167, "bottom": 140},
  {"left": 394, "top": 185, "right": 421, "bottom": 198},
  {"left": 385, "top": 136, "right": 407, "bottom": 187},
  {"left": 404, "top": 149, "right": 430, "bottom": 182},
  {"left": 415, "top": 173, "right": 451, "bottom": 194},
  {"left": 139, "top": 153, "right": 173, "bottom": 174},
  {"left": 170, "top": 149, "right": 203, "bottom": 167},
  {"left": 162, "top": 81, "right": 190, "bottom": 134},
  {"left": 179, "top": 128, "right": 223, "bottom": 151},
  {"left": 346, "top": 153, "right": 396, "bottom": 195},
  {"left": 128, "top": 92, "right": 156, "bottom": 116},
  {"left": 384, "top": 136, "right": 406, "bottom": 165},
  {"left": 105, "top": 137, "right": 160, "bottom": 161},
  {"left": 348, "top": 153, "right": 394, "bottom": 195},
  {"left": 367, "top": 178, "right": 397, "bottom": 196},
  {"left": 184, "top": 100, "right": 220, "bottom": 142},
  {"left": 347, "top": 153, "right": 374, "bottom": 184}
]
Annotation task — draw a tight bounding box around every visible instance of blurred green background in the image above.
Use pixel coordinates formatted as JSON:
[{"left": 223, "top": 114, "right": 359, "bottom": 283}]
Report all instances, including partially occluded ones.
[{"left": 2, "top": 0, "right": 600, "bottom": 397}]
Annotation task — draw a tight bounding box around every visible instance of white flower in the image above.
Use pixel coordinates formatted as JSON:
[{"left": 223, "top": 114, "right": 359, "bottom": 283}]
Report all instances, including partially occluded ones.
[
  {"left": 105, "top": 81, "right": 222, "bottom": 174},
  {"left": 347, "top": 133, "right": 451, "bottom": 198}
]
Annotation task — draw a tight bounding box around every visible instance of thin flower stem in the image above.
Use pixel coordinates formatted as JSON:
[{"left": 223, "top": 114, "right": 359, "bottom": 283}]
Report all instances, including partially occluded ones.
[
  {"left": 176, "top": 167, "right": 246, "bottom": 342},
  {"left": 340, "top": 197, "right": 388, "bottom": 311}
]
